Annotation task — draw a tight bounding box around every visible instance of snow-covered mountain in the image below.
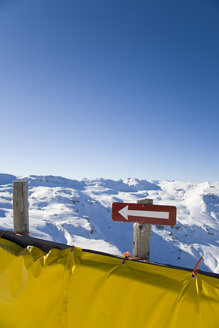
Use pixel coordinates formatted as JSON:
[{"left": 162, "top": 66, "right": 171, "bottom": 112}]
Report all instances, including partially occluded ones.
[{"left": 0, "top": 174, "right": 218, "bottom": 273}]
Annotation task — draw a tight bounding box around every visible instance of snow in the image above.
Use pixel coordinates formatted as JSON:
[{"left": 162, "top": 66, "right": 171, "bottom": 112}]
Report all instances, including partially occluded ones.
[{"left": 0, "top": 174, "right": 218, "bottom": 273}]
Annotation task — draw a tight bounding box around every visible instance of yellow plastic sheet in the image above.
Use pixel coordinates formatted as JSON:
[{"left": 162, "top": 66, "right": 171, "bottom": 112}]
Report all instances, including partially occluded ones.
[{"left": 0, "top": 238, "right": 218, "bottom": 328}]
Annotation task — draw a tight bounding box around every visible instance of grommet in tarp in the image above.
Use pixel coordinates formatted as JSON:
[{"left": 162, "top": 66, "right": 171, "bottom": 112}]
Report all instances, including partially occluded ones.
[
  {"left": 70, "top": 246, "right": 74, "bottom": 252},
  {"left": 191, "top": 257, "right": 203, "bottom": 278}
]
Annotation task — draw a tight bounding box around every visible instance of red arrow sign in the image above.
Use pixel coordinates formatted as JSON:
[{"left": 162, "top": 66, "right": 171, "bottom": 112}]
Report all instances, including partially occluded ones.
[{"left": 112, "top": 202, "right": 176, "bottom": 225}]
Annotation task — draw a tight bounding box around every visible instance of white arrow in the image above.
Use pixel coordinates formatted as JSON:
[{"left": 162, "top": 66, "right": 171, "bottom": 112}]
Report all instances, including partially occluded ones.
[{"left": 118, "top": 205, "right": 169, "bottom": 220}]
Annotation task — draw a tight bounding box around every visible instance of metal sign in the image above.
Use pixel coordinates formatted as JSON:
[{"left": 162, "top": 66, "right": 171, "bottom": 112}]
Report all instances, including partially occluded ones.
[{"left": 112, "top": 202, "right": 176, "bottom": 225}]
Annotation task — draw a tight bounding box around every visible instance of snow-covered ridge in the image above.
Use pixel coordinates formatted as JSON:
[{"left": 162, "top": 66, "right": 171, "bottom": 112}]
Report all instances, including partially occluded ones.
[{"left": 0, "top": 174, "right": 218, "bottom": 273}]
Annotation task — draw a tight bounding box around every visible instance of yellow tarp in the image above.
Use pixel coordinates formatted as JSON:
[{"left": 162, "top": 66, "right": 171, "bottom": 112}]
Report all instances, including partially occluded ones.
[{"left": 0, "top": 238, "right": 218, "bottom": 328}]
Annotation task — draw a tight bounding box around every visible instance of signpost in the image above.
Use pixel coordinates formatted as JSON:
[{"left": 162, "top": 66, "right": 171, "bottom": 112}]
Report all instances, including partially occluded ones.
[
  {"left": 112, "top": 200, "right": 177, "bottom": 259},
  {"left": 112, "top": 202, "right": 176, "bottom": 226}
]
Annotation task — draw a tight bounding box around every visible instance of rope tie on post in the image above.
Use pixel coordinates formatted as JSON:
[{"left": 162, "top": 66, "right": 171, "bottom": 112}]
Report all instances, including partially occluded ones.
[
  {"left": 0, "top": 230, "right": 30, "bottom": 238},
  {"left": 122, "top": 252, "right": 130, "bottom": 264},
  {"left": 122, "top": 251, "right": 150, "bottom": 264},
  {"left": 191, "top": 257, "right": 203, "bottom": 278}
]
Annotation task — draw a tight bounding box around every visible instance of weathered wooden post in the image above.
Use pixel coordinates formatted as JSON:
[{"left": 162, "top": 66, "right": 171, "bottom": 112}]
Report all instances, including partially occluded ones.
[
  {"left": 132, "top": 198, "right": 153, "bottom": 259},
  {"left": 13, "top": 181, "right": 29, "bottom": 234}
]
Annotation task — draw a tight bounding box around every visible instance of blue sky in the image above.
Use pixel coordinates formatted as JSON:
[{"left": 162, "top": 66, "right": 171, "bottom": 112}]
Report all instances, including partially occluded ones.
[{"left": 0, "top": 0, "right": 218, "bottom": 182}]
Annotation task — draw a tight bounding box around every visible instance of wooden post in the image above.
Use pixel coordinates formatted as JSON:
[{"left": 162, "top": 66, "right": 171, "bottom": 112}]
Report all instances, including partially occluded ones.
[
  {"left": 13, "top": 181, "right": 29, "bottom": 234},
  {"left": 132, "top": 198, "right": 153, "bottom": 259}
]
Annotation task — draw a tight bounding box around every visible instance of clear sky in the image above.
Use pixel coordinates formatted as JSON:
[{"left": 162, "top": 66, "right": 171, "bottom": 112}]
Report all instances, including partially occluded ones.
[{"left": 0, "top": 0, "right": 218, "bottom": 182}]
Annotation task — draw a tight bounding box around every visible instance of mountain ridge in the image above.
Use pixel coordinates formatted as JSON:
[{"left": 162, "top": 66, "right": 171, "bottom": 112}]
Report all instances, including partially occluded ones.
[{"left": 0, "top": 174, "right": 218, "bottom": 273}]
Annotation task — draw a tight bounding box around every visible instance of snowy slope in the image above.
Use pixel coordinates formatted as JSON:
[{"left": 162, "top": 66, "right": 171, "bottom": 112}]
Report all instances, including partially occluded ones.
[{"left": 0, "top": 174, "right": 218, "bottom": 273}]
